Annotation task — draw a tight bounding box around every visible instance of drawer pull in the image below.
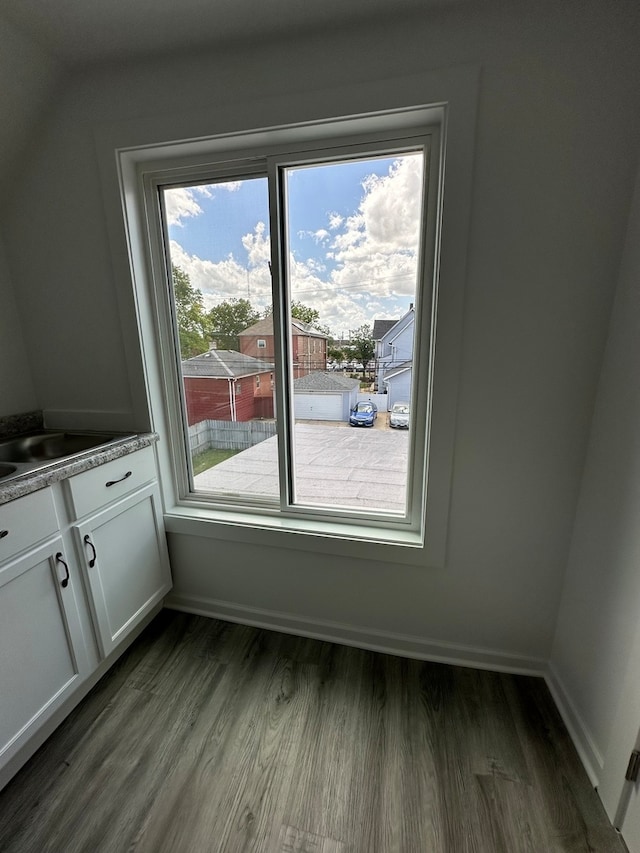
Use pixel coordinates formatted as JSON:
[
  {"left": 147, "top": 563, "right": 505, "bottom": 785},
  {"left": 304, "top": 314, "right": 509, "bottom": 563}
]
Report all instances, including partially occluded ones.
[
  {"left": 0, "top": 530, "right": 8, "bottom": 539},
  {"left": 106, "top": 470, "right": 132, "bottom": 488},
  {"left": 56, "top": 552, "right": 70, "bottom": 588},
  {"left": 83, "top": 535, "right": 97, "bottom": 567}
]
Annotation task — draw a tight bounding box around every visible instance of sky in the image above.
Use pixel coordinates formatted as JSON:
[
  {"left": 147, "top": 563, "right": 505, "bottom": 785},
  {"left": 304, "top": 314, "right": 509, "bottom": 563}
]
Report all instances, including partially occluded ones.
[{"left": 164, "top": 152, "right": 423, "bottom": 340}]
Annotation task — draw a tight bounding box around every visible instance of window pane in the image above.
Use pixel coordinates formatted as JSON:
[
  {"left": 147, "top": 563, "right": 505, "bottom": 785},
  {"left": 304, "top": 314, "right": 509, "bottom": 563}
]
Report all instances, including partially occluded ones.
[
  {"left": 283, "top": 153, "right": 424, "bottom": 514},
  {"left": 162, "top": 177, "right": 281, "bottom": 503}
]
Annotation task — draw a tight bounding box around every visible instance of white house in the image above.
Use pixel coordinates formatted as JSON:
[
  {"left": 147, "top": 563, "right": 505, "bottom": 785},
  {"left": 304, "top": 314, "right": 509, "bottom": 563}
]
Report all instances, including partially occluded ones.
[
  {"left": 383, "top": 361, "right": 412, "bottom": 408},
  {"left": 375, "top": 306, "right": 415, "bottom": 401},
  {"left": 2, "top": 0, "right": 640, "bottom": 842}
]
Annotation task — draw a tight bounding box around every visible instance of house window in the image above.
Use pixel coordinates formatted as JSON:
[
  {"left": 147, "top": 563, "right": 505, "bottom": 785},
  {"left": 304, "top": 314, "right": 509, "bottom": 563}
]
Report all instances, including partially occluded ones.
[{"left": 132, "top": 107, "right": 443, "bottom": 546}]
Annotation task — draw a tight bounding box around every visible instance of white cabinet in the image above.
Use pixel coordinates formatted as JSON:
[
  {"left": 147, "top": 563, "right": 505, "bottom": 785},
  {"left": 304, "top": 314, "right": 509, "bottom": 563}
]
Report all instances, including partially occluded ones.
[
  {"left": 0, "top": 441, "right": 172, "bottom": 790},
  {"left": 72, "top": 482, "right": 171, "bottom": 656},
  {"left": 67, "top": 446, "right": 172, "bottom": 657},
  {"left": 0, "top": 489, "right": 90, "bottom": 771}
]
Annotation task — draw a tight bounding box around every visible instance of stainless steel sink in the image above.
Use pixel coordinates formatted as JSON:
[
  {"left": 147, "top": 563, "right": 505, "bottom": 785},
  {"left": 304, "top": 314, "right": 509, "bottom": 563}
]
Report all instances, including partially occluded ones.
[
  {"left": 0, "top": 431, "right": 117, "bottom": 464},
  {"left": 0, "top": 431, "right": 136, "bottom": 482}
]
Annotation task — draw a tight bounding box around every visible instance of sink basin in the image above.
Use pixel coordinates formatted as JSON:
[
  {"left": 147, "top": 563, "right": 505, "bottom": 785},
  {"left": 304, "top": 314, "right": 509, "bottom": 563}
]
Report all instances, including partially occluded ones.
[
  {"left": 0, "top": 463, "right": 17, "bottom": 479},
  {"left": 0, "top": 431, "right": 126, "bottom": 465}
]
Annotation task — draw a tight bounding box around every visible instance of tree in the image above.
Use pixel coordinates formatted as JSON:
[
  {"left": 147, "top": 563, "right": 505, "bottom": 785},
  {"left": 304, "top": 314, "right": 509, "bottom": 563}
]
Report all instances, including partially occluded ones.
[
  {"left": 290, "top": 301, "right": 332, "bottom": 337},
  {"left": 327, "top": 345, "right": 347, "bottom": 363},
  {"left": 348, "top": 324, "right": 376, "bottom": 379},
  {"left": 264, "top": 300, "right": 332, "bottom": 338},
  {"left": 207, "top": 299, "right": 261, "bottom": 350},
  {"left": 172, "top": 265, "right": 209, "bottom": 359},
  {"left": 290, "top": 300, "right": 320, "bottom": 326}
]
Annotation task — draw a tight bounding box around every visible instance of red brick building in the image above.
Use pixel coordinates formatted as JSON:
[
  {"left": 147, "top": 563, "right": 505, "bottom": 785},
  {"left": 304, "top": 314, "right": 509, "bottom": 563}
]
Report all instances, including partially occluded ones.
[
  {"left": 181, "top": 349, "right": 275, "bottom": 425},
  {"left": 238, "top": 317, "right": 328, "bottom": 379}
]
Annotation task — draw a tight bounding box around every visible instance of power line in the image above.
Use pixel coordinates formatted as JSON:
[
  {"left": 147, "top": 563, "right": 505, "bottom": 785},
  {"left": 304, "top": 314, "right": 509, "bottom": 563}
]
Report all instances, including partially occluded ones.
[{"left": 292, "top": 273, "right": 416, "bottom": 296}]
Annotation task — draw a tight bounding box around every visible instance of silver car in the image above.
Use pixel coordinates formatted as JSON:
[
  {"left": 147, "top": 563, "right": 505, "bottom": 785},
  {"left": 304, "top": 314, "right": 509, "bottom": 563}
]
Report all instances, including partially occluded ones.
[{"left": 389, "top": 401, "right": 410, "bottom": 429}]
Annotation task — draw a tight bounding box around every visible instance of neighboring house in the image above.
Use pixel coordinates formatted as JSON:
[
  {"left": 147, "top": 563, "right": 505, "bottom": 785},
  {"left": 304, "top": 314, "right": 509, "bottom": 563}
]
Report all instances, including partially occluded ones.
[
  {"left": 375, "top": 306, "right": 415, "bottom": 397},
  {"left": 293, "top": 371, "right": 360, "bottom": 421},
  {"left": 182, "top": 348, "right": 275, "bottom": 425},
  {"left": 383, "top": 360, "right": 412, "bottom": 408},
  {"left": 372, "top": 318, "right": 398, "bottom": 361},
  {"left": 238, "top": 316, "right": 328, "bottom": 378}
]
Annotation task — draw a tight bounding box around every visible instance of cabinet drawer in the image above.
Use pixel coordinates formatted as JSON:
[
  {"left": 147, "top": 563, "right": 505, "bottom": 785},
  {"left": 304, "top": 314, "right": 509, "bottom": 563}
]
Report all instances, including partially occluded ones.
[
  {"left": 0, "top": 489, "right": 59, "bottom": 563},
  {"left": 66, "top": 446, "right": 157, "bottom": 518}
]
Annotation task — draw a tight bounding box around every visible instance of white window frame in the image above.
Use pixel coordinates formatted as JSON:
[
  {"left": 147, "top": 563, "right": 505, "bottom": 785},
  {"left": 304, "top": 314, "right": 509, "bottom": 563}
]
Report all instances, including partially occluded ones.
[
  {"left": 118, "top": 105, "right": 456, "bottom": 562},
  {"left": 257, "top": 339, "right": 266, "bottom": 348}
]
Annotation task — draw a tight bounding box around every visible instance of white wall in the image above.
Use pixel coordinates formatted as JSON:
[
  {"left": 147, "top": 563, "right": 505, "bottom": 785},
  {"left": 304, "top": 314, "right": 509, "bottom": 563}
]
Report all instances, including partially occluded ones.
[
  {"left": 0, "top": 237, "right": 37, "bottom": 417},
  {"left": 551, "top": 156, "right": 640, "bottom": 780},
  {"left": 0, "top": 14, "right": 64, "bottom": 201},
  {"left": 3, "top": 1, "right": 640, "bottom": 663},
  {"left": 0, "top": 13, "right": 64, "bottom": 418}
]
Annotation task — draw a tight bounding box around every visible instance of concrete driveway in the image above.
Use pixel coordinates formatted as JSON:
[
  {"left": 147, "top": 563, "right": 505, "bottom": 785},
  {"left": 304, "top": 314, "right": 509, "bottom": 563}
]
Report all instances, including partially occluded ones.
[{"left": 194, "top": 422, "right": 409, "bottom": 512}]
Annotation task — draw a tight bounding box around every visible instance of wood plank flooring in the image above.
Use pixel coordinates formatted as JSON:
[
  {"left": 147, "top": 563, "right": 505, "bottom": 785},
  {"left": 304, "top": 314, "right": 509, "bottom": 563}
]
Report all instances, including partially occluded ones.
[{"left": 0, "top": 610, "right": 625, "bottom": 852}]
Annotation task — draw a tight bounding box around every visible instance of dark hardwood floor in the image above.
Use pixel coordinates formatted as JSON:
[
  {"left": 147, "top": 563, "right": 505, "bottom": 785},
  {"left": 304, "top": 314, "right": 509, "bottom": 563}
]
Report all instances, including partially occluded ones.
[{"left": 0, "top": 610, "right": 625, "bottom": 852}]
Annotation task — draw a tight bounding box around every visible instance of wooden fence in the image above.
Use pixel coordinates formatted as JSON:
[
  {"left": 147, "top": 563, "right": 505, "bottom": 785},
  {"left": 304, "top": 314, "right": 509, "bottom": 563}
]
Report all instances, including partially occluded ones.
[{"left": 188, "top": 419, "right": 277, "bottom": 455}]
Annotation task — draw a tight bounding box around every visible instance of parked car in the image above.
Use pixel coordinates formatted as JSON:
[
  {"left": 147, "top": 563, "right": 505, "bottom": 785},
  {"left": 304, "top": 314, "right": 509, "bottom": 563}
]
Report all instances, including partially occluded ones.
[
  {"left": 389, "top": 401, "right": 410, "bottom": 429},
  {"left": 349, "top": 401, "right": 377, "bottom": 427}
]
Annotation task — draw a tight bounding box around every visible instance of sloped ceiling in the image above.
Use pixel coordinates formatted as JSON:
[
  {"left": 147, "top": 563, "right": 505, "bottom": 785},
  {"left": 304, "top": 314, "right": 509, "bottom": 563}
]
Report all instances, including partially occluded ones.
[
  {"left": 0, "top": 0, "right": 461, "bottom": 66},
  {"left": 0, "top": 15, "right": 65, "bottom": 201},
  {"left": 0, "top": 0, "right": 475, "bottom": 198}
]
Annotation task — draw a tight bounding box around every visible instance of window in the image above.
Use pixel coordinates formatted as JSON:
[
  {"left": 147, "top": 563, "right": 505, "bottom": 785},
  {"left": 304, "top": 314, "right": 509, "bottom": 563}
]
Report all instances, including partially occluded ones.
[{"left": 132, "top": 108, "right": 443, "bottom": 547}]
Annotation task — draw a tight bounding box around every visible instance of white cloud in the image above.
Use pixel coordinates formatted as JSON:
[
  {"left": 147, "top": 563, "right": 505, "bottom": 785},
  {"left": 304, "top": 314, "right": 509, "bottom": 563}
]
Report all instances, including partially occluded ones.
[
  {"left": 298, "top": 228, "right": 330, "bottom": 244},
  {"left": 169, "top": 237, "right": 272, "bottom": 313},
  {"left": 168, "top": 155, "right": 422, "bottom": 334},
  {"left": 164, "top": 182, "right": 242, "bottom": 227},
  {"left": 241, "top": 221, "right": 271, "bottom": 269},
  {"left": 329, "top": 155, "right": 422, "bottom": 300},
  {"left": 164, "top": 188, "right": 204, "bottom": 227}
]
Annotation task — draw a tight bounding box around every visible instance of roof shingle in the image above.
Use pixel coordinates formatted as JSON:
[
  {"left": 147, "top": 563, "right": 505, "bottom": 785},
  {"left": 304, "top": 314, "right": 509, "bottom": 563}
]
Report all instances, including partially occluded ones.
[{"left": 181, "top": 349, "right": 274, "bottom": 378}]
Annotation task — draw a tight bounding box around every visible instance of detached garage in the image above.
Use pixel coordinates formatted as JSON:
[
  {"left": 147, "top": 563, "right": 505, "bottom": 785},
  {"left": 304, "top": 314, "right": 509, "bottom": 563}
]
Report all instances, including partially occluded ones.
[{"left": 293, "top": 372, "right": 360, "bottom": 421}]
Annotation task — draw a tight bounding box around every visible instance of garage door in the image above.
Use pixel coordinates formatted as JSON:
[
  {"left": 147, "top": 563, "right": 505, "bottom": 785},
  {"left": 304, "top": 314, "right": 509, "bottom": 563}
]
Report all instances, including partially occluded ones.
[{"left": 294, "top": 393, "right": 343, "bottom": 421}]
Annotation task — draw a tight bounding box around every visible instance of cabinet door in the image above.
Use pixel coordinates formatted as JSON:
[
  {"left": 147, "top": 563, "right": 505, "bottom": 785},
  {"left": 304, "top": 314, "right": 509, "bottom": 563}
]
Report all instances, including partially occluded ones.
[
  {"left": 73, "top": 483, "right": 172, "bottom": 657},
  {"left": 0, "top": 538, "right": 90, "bottom": 768}
]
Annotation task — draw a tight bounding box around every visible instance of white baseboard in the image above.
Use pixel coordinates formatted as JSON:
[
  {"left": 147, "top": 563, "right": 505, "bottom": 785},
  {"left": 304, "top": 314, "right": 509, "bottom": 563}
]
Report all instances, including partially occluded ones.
[
  {"left": 545, "top": 662, "right": 604, "bottom": 788},
  {"left": 165, "top": 593, "right": 547, "bottom": 676}
]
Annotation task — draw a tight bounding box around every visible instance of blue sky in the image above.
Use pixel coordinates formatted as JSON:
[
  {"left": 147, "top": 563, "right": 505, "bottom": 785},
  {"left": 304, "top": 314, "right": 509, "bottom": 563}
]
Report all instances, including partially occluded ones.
[{"left": 165, "top": 153, "right": 423, "bottom": 337}]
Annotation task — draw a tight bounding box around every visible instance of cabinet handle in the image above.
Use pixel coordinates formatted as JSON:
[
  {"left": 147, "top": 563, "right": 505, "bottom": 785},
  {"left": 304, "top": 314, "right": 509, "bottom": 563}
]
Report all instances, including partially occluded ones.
[
  {"left": 106, "top": 470, "right": 132, "bottom": 487},
  {"left": 0, "top": 529, "right": 8, "bottom": 539},
  {"left": 84, "top": 535, "right": 97, "bottom": 567},
  {"left": 56, "top": 552, "right": 70, "bottom": 588}
]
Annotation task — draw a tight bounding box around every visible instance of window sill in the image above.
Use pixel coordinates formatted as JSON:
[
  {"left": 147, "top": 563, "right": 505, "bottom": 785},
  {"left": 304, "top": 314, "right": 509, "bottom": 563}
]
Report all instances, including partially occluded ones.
[{"left": 163, "top": 503, "right": 431, "bottom": 567}]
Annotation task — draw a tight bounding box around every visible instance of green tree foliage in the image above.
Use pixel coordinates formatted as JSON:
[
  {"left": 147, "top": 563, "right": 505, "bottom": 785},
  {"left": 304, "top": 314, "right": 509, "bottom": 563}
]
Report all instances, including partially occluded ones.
[
  {"left": 328, "top": 345, "right": 347, "bottom": 363},
  {"left": 207, "top": 298, "right": 261, "bottom": 350},
  {"left": 290, "top": 300, "right": 332, "bottom": 337},
  {"left": 172, "top": 265, "right": 209, "bottom": 359},
  {"left": 290, "top": 300, "right": 320, "bottom": 326},
  {"left": 348, "top": 324, "right": 376, "bottom": 378}
]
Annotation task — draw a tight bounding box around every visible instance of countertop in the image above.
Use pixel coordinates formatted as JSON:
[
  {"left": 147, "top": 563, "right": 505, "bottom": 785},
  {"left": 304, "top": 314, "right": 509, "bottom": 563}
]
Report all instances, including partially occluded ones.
[{"left": 0, "top": 433, "right": 159, "bottom": 506}]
